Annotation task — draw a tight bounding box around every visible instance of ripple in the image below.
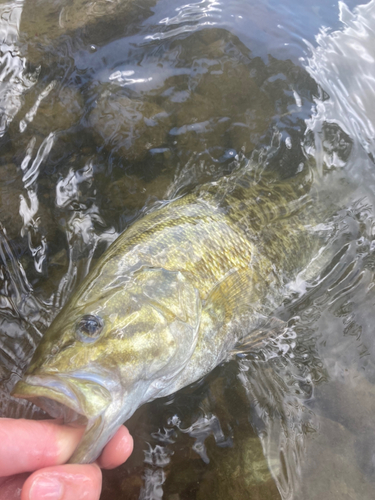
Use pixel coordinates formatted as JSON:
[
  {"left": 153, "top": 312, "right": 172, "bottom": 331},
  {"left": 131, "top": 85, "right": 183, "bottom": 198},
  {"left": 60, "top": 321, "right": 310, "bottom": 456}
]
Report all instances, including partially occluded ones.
[
  {"left": 145, "top": 0, "right": 222, "bottom": 40},
  {"left": 304, "top": 0, "right": 375, "bottom": 184}
]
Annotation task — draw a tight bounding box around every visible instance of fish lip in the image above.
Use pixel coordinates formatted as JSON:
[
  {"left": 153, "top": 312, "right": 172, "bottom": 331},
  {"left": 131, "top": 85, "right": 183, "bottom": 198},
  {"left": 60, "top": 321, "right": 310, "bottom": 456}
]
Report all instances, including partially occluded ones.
[
  {"left": 12, "top": 373, "right": 118, "bottom": 464},
  {"left": 12, "top": 373, "right": 112, "bottom": 423}
]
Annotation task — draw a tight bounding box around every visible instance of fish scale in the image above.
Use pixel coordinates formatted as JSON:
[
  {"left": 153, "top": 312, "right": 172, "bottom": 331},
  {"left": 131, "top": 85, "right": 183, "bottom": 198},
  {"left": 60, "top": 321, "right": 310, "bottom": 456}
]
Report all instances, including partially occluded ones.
[{"left": 12, "top": 161, "right": 331, "bottom": 464}]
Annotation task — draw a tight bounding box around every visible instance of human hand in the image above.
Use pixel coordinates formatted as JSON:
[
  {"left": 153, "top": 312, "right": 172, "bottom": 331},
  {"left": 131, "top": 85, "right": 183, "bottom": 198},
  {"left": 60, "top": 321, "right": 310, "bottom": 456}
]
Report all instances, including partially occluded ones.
[{"left": 0, "top": 418, "right": 133, "bottom": 500}]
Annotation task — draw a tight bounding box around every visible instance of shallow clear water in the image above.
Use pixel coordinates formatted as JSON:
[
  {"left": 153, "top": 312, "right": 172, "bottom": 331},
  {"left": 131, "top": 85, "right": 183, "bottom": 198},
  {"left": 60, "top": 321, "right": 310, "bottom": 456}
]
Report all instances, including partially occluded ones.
[{"left": 0, "top": 0, "right": 375, "bottom": 499}]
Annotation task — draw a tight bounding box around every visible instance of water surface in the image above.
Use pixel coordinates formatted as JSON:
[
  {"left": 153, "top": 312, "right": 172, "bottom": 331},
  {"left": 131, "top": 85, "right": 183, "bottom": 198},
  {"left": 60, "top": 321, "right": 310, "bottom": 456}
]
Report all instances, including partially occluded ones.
[{"left": 0, "top": 1, "right": 375, "bottom": 499}]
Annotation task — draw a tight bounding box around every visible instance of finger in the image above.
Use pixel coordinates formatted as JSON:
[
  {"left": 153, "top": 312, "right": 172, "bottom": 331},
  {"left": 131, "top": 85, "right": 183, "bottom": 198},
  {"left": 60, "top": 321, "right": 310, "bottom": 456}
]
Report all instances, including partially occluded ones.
[
  {"left": 97, "top": 426, "right": 133, "bottom": 470},
  {"left": 0, "top": 473, "right": 29, "bottom": 500},
  {"left": 21, "top": 464, "right": 102, "bottom": 500},
  {"left": 0, "top": 419, "right": 84, "bottom": 477}
]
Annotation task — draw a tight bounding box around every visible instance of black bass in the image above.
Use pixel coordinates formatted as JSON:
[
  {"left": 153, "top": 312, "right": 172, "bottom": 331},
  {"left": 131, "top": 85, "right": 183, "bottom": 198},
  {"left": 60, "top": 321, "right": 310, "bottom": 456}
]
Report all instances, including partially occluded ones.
[{"left": 12, "top": 162, "right": 323, "bottom": 463}]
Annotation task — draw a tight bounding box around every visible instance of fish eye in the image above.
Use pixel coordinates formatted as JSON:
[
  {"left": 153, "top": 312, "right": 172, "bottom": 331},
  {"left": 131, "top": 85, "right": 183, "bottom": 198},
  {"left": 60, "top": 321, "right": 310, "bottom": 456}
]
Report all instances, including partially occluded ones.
[{"left": 76, "top": 315, "right": 104, "bottom": 343}]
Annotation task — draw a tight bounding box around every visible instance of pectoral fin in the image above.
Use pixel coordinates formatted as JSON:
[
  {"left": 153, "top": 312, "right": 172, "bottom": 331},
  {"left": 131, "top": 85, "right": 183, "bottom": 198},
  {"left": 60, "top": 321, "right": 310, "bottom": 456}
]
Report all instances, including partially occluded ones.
[{"left": 231, "top": 317, "right": 288, "bottom": 356}]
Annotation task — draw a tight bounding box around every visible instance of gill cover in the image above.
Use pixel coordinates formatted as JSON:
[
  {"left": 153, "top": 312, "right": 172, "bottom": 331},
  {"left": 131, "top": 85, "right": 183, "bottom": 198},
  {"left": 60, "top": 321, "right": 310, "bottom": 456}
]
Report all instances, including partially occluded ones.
[{"left": 12, "top": 268, "right": 202, "bottom": 463}]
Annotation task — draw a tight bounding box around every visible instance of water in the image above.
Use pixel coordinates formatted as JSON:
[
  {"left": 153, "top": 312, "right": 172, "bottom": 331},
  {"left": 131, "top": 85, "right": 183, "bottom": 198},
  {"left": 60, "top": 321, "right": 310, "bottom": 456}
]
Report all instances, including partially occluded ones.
[{"left": 0, "top": 0, "right": 375, "bottom": 498}]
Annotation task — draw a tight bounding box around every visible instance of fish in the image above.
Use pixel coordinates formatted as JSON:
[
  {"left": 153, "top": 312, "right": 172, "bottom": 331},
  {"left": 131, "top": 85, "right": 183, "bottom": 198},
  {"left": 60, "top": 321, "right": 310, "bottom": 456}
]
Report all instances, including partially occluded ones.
[{"left": 11, "top": 160, "right": 326, "bottom": 464}]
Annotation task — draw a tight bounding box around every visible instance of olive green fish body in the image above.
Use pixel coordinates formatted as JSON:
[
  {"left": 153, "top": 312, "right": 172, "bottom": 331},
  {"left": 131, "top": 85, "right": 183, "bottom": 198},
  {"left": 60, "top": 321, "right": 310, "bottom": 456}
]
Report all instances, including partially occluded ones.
[{"left": 12, "top": 164, "right": 324, "bottom": 463}]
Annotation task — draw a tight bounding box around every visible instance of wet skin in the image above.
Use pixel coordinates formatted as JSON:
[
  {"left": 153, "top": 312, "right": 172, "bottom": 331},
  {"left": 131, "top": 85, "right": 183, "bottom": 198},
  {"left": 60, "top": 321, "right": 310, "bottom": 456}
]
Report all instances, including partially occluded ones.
[{"left": 0, "top": 419, "right": 133, "bottom": 500}]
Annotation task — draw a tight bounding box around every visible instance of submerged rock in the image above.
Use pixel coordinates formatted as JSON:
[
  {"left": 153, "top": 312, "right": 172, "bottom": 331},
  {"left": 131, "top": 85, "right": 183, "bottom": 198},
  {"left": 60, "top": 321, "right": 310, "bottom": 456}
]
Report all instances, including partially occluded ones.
[
  {"left": 103, "top": 173, "right": 172, "bottom": 213},
  {"left": 195, "top": 433, "right": 279, "bottom": 500},
  {"left": 0, "top": 162, "right": 24, "bottom": 240},
  {"left": 89, "top": 89, "right": 170, "bottom": 160},
  {"left": 296, "top": 415, "right": 375, "bottom": 500},
  {"left": 19, "top": 83, "right": 83, "bottom": 135},
  {"left": 19, "top": 0, "right": 156, "bottom": 53},
  {"left": 17, "top": 0, "right": 158, "bottom": 69}
]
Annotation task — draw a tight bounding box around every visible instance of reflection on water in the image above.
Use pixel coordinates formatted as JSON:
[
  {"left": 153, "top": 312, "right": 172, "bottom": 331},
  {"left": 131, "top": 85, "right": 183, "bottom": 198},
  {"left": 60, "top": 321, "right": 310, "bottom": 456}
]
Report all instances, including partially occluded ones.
[
  {"left": 0, "top": 0, "right": 37, "bottom": 136},
  {"left": 0, "top": 0, "right": 375, "bottom": 498}
]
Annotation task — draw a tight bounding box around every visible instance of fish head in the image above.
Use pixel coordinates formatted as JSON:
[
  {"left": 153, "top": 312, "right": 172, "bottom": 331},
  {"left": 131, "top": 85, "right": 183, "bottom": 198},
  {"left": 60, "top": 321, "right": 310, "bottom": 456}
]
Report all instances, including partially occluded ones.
[{"left": 12, "top": 267, "right": 201, "bottom": 463}]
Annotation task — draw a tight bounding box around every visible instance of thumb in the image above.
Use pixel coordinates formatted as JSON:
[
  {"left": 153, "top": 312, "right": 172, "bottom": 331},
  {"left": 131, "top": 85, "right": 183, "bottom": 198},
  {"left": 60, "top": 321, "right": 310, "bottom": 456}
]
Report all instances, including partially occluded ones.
[{"left": 0, "top": 419, "right": 84, "bottom": 477}]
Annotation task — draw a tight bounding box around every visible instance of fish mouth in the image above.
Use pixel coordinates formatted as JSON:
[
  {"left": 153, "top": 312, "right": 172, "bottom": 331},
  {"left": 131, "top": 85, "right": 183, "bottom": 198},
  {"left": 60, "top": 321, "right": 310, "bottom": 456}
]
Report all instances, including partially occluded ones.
[
  {"left": 12, "top": 375, "right": 112, "bottom": 432},
  {"left": 12, "top": 373, "right": 124, "bottom": 464},
  {"left": 12, "top": 374, "right": 112, "bottom": 429},
  {"left": 12, "top": 373, "right": 114, "bottom": 463}
]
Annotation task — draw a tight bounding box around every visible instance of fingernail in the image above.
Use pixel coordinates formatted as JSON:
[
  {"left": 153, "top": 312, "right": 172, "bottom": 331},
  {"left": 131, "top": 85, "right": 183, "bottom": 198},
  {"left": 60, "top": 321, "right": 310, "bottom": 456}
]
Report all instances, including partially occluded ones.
[{"left": 29, "top": 476, "right": 64, "bottom": 500}]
